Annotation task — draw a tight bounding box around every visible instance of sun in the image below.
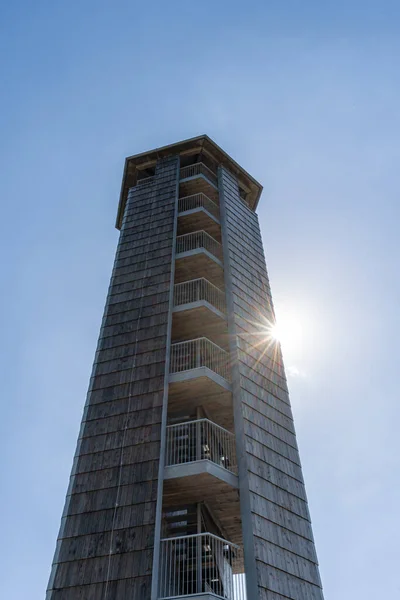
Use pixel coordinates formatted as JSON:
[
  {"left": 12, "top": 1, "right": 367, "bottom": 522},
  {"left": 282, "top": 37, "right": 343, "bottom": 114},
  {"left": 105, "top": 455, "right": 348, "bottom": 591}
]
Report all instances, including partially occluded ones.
[
  {"left": 267, "top": 312, "right": 304, "bottom": 353},
  {"left": 269, "top": 322, "right": 283, "bottom": 342}
]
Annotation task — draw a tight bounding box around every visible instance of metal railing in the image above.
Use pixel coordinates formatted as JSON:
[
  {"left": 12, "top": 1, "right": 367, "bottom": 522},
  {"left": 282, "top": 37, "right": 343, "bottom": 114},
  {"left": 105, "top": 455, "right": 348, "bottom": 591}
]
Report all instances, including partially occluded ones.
[
  {"left": 170, "top": 338, "right": 231, "bottom": 382},
  {"left": 137, "top": 175, "right": 155, "bottom": 185},
  {"left": 176, "top": 231, "right": 223, "bottom": 261},
  {"left": 166, "top": 419, "right": 237, "bottom": 474},
  {"left": 178, "top": 193, "right": 220, "bottom": 219},
  {"left": 159, "top": 533, "right": 245, "bottom": 599},
  {"left": 174, "top": 278, "right": 226, "bottom": 313},
  {"left": 180, "top": 162, "right": 218, "bottom": 187}
]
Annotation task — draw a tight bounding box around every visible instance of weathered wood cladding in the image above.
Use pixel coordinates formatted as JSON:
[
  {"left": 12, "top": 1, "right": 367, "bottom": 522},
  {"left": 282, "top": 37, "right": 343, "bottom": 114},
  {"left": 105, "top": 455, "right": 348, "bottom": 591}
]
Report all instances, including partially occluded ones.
[
  {"left": 220, "top": 167, "right": 324, "bottom": 600},
  {"left": 47, "top": 157, "right": 179, "bottom": 600}
]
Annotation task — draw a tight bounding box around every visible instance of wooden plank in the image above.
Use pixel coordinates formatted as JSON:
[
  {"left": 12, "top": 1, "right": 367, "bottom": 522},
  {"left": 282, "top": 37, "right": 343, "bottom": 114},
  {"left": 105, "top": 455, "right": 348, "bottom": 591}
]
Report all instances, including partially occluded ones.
[
  {"left": 47, "top": 157, "right": 179, "bottom": 599},
  {"left": 221, "top": 167, "right": 324, "bottom": 599}
]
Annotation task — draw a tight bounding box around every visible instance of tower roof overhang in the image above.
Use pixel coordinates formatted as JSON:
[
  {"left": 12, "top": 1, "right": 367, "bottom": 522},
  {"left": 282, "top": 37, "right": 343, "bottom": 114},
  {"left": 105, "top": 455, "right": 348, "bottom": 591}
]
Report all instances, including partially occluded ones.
[{"left": 116, "top": 134, "right": 263, "bottom": 230}]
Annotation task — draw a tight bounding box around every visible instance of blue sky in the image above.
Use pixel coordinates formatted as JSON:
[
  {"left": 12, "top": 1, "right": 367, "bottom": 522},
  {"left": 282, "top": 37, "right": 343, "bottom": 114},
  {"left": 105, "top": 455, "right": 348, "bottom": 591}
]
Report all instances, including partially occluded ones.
[{"left": 1, "top": 2, "right": 399, "bottom": 598}]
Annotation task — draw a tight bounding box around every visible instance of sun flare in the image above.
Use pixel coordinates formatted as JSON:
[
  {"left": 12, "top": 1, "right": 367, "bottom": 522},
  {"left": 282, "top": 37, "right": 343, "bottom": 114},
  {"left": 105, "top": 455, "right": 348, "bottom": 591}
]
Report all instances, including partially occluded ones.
[
  {"left": 269, "top": 323, "right": 283, "bottom": 342},
  {"left": 269, "top": 318, "right": 303, "bottom": 346},
  {"left": 264, "top": 310, "right": 306, "bottom": 357}
]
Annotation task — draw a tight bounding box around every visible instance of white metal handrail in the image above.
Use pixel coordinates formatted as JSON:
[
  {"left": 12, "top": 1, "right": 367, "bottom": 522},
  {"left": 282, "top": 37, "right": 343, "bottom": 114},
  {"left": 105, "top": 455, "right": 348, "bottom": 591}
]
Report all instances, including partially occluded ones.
[
  {"left": 176, "top": 230, "right": 223, "bottom": 261},
  {"left": 170, "top": 337, "right": 231, "bottom": 382},
  {"left": 166, "top": 418, "right": 237, "bottom": 474},
  {"left": 174, "top": 278, "right": 226, "bottom": 313},
  {"left": 159, "top": 532, "right": 245, "bottom": 599},
  {"left": 137, "top": 175, "right": 155, "bottom": 185},
  {"left": 178, "top": 193, "right": 220, "bottom": 219},
  {"left": 180, "top": 162, "right": 218, "bottom": 187}
]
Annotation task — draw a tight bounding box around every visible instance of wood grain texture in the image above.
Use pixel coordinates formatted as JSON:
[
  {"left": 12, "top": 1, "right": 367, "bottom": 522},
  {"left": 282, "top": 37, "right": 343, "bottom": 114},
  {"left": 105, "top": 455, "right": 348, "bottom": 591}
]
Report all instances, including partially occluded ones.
[
  {"left": 220, "top": 167, "right": 324, "bottom": 600},
  {"left": 47, "top": 157, "right": 179, "bottom": 599}
]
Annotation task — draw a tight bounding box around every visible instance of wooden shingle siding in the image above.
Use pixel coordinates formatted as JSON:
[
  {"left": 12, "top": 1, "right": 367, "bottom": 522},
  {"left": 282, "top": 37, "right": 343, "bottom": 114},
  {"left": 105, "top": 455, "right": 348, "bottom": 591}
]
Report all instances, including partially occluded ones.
[
  {"left": 220, "top": 167, "right": 324, "bottom": 600},
  {"left": 47, "top": 157, "right": 178, "bottom": 599}
]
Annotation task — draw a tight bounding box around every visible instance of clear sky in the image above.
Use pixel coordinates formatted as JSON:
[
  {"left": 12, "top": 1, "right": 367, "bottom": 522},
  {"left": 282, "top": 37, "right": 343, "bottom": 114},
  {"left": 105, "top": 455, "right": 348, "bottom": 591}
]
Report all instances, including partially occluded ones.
[{"left": 1, "top": 2, "right": 399, "bottom": 599}]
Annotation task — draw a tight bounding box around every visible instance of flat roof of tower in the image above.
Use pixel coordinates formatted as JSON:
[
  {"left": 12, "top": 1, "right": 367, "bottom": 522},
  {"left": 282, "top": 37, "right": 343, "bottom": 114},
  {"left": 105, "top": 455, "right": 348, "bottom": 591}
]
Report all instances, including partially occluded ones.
[{"left": 116, "top": 134, "right": 263, "bottom": 229}]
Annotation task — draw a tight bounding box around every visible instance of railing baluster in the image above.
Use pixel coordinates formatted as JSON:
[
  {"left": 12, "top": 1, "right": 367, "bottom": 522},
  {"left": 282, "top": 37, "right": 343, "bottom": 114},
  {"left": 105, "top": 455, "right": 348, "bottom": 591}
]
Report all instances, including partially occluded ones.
[
  {"left": 136, "top": 175, "right": 154, "bottom": 186},
  {"left": 159, "top": 532, "right": 245, "bottom": 599},
  {"left": 176, "top": 230, "right": 223, "bottom": 261},
  {"left": 166, "top": 418, "right": 237, "bottom": 474},
  {"left": 170, "top": 337, "right": 230, "bottom": 381},
  {"left": 173, "top": 278, "right": 226, "bottom": 313},
  {"left": 179, "top": 162, "right": 218, "bottom": 187},
  {"left": 178, "top": 192, "right": 220, "bottom": 218}
]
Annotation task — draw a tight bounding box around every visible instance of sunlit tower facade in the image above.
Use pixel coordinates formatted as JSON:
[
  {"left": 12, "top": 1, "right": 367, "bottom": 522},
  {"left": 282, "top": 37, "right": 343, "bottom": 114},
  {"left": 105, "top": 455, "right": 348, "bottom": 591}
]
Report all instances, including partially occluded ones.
[{"left": 47, "top": 136, "right": 324, "bottom": 600}]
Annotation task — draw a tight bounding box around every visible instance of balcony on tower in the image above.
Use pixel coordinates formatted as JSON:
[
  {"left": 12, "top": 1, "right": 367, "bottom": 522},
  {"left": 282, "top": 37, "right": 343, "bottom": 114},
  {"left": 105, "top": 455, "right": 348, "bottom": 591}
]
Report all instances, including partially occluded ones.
[
  {"left": 175, "top": 231, "right": 224, "bottom": 288},
  {"left": 168, "top": 338, "right": 232, "bottom": 428},
  {"left": 159, "top": 503, "right": 244, "bottom": 600},
  {"left": 158, "top": 532, "right": 245, "bottom": 600},
  {"left": 172, "top": 278, "right": 228, "bottom": 350},
  {"left": 179, "top": 161, "right": 219, "bottom": 205},
  {"left": 165, "top": 418, "right": 237, "bottom": 484},
  {"left": 163, "top": 417, "right": 238, "bottom": 529},
  {"left": 178, "top": 193, "right": 221, "bottom": 241}
]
